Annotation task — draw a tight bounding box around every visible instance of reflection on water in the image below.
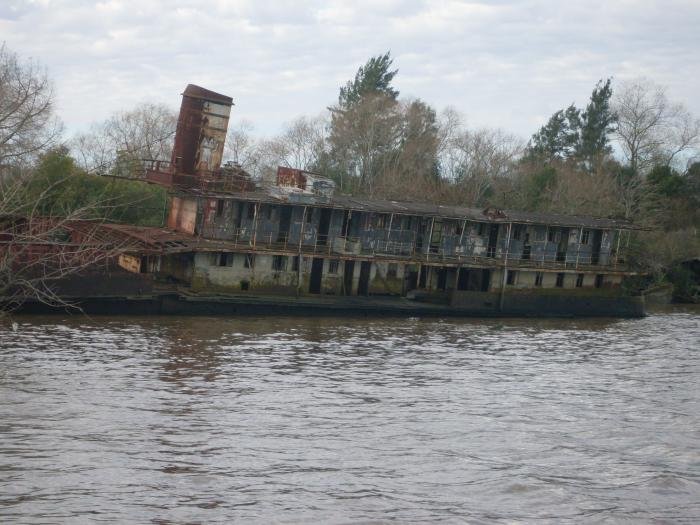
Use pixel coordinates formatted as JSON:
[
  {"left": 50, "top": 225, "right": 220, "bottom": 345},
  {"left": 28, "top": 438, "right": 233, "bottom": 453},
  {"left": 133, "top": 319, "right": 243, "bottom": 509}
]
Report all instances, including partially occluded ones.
[{"left": 1, "top": 308, "right": 699, "bottom": 523}]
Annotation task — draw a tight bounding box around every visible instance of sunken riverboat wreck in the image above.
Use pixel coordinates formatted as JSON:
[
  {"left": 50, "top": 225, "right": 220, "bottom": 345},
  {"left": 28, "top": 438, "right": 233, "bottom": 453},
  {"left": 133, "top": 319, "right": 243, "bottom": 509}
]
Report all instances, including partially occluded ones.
[{"left": 22, "top": 85, "right": 646, "bottom": 317}]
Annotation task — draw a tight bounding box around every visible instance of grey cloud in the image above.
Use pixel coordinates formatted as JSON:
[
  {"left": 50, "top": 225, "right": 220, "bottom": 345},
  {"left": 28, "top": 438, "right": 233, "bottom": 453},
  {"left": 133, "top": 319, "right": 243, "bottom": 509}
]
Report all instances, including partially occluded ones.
[{"left": 0, "top": 0, "right": 698, "bottom": 140}]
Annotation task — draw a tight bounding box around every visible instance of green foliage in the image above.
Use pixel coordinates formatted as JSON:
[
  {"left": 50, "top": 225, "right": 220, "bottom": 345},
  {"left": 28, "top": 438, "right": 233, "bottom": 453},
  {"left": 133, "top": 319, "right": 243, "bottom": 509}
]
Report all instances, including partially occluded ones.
[
  {"left": 526, "top": 78, "right": 616, "bottom": 167},
  {"left": 526, "top": 105, "right": 580, "bottom": 162},
  {"left": 577, "top": 78, "right": 616, "bottom": 165},
  {"left": 666, "top": 263, "right": 699, "bottom": 302},
  {"left": 22, "top": 148, "right": 167, "bottom": 226},
  {"left": 647, "top": 165, "right": 686, "bottom": 198},
  {"left": 523, "top": 165, "right": 558, "bottom": 210},
  {"left": 338, "top": 51, "right": 399, "bottom": 109}
]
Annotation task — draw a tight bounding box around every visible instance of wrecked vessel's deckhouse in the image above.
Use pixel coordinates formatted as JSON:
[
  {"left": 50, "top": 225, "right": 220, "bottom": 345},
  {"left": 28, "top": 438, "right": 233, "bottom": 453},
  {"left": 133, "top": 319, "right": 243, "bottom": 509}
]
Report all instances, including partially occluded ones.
[{"left": 56, "top": 84, "right": 647, "bottom": 317}]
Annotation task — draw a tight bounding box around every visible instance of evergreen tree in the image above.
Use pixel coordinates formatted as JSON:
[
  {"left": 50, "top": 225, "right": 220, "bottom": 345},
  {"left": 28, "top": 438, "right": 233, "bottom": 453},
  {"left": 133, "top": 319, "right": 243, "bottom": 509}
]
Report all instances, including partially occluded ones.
[
  {"left": 526, "top": 104, "right": 580, "bottom": 162},
  {"left": 577, "top": 78, "right": 616, "bottom": 166},
  {"left": 337, "top": 52, "right": 399, "bottom": 109}
]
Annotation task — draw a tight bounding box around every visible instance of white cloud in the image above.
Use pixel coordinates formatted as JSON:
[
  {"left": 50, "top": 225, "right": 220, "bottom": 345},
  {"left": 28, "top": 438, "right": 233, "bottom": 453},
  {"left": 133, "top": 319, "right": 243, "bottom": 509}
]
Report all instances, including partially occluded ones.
[{"left": 0, "top": 0, "right": 698, "bottom": 140}]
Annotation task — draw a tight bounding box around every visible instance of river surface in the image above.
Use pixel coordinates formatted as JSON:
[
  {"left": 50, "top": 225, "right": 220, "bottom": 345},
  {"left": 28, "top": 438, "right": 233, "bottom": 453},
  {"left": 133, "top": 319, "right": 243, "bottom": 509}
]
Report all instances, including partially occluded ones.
[{"left": 1, "top": 308, "right": 699, "bottom": 524}]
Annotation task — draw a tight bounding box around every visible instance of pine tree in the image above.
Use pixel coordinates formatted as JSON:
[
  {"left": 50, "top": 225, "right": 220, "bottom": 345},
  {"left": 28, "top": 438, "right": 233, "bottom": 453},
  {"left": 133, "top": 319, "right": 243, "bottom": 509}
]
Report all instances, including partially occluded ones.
[
  {"left": 337, "top": 52, "right": 399, "bottom": 109},
  {"left": 577, "top": 78, "right": 616, "bottom": 167},
  {"left": 526, "top": 104, "right": 580, "bottom": 162}
]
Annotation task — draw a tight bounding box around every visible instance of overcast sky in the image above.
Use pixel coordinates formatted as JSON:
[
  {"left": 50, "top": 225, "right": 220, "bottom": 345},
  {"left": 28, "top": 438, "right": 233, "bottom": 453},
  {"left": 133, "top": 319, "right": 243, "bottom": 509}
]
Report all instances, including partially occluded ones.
[{"left": 2, "top": 0, "right": 699, "bottom": 140}]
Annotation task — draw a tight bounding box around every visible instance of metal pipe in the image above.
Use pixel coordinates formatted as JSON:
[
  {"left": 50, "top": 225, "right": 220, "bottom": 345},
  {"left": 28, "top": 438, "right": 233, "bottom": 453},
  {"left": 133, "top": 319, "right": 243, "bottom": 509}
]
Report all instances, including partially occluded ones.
[
  {"left": 498, "top": 222, "right": 513, "bottom": 312},
  {"left": 297, "top": 206, "right": 307, "bottom": 296}
]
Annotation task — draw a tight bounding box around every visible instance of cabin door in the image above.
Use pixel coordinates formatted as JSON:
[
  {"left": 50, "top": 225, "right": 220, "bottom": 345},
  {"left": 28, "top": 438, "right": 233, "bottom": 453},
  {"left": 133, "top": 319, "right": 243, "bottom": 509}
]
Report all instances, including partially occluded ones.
[
  {"left": 556, "top": 227, "right": 570, "bottom": 262},
  {"left": 591, "top": 230, "right": 603, "bottom": 265},
  {"left": 317, "top": 208, "right": 332, "bottom": 246},
  {"left": 487, "top": 224, "right": 499, "bottom": 257},
  {"left": 309, "top": 258, "right": 323, "bottom": 294},
  {"left": 277, "top": 206, "right": 292, "bottom": 242},
  {"left": 358, "top": 261, "right": 371, "bottom": 296},
  {"left": 430, "top": 221, "right": 443, "bottom": 254},
  {"left": 343, "top": 260, "right": 355, "bottom": 295}
]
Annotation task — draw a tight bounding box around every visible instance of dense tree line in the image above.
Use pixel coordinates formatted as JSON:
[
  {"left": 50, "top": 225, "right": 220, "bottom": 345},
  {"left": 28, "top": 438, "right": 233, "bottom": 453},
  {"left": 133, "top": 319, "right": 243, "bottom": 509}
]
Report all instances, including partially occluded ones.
[{"left": 2, "top": 43, "right": 699, "bottom": 299}]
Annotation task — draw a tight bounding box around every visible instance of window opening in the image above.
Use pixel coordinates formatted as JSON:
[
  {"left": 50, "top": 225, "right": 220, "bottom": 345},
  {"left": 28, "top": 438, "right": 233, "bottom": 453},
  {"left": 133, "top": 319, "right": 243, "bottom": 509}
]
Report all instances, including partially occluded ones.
[
  {"left": 328, "top": 259, "right": 340, "bottom": 274},
  {"left": 555, "top": 272, "right": 565, "bottom": 287},
  {"left": 272, "top": 255, "right": 287, "bottom": 271},
  {"left": 535, "top": 272, "right": 543, "bottom": 287}
]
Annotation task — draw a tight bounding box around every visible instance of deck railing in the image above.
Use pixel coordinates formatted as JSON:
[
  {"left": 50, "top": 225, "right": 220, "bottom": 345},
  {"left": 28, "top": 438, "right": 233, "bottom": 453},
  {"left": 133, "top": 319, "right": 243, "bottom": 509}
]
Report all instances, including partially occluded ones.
[{"left": 193, "top": 227, "right": 628, "bottom": 271}]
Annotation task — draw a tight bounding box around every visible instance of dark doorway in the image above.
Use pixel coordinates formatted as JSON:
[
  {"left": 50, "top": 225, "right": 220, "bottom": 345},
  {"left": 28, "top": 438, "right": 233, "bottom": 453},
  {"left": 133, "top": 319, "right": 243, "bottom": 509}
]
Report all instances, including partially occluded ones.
[
  {"left": 487, "top": 224, "right": 499, "bottom": 258},
  {"left": 419, "top": 265, "right": 428, "bottom": 288},
  {"left": 277, "top": 206, "right": 292, "bottom": 242},
  {"left": 406, "top": 268, "right": 419, "bottom": 293},
  {"left": 343, "top": 260, "right": 355, "bottom": 295},
  {"left": 346, "top": 212, "right": 361, "bottom": 238},
  {"left": 521, "top": 233, "right": 531, "bottom": 260},
  {"left": 358, "top": 261, "right": 371, "bottom": 296},
  {"left": 457, "top": 268, "right": 491, "bottom": 291},
  {"left": 480, "top": 269, "right": 491, "bottom": 291},
  {"left": 591, "top": 230, "right": 603, "bottom": 265},
  {"left": 309, "top": 258, "right": 323, "bottom": 294},
  {"left": 430, "top": 221, "right": 443, "bottom": 254},
  {"left": 556, "top": 227, "right": 570, "bottom": 262},
  {"left": 317, "top": 208, "right": 332, "bottom": 245},
  {"left": 341, "top": 211, "right": 351, "bottom": 237},
  {"left": 415, "top": 218, "right": 424, "bottom": 253},
  {"left": 436, "top": 267, "right": 447, "bottom": 290},
  {"left": 457, "top": 268, "right": 470, "bottom": 290}
]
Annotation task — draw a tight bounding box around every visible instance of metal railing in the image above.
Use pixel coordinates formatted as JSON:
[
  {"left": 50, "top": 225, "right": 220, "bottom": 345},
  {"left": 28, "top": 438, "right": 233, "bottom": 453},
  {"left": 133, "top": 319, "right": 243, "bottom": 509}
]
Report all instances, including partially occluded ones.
[{"left": 194, "top": 227, "right": 628, "bottom": 271}]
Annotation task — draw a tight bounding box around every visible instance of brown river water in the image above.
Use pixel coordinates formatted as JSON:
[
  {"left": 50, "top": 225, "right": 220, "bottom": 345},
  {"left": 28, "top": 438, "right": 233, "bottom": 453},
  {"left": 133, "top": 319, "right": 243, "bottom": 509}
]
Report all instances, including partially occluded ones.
[{"left": 1, "top": 307, "right": 699, "bottom": 524}]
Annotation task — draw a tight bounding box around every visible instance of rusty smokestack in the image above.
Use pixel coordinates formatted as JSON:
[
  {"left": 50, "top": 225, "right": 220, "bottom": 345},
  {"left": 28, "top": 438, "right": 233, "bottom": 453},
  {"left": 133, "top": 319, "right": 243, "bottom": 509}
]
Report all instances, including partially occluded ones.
[{"left": 171, "top": 84, "right": 233, "bottom": 180}]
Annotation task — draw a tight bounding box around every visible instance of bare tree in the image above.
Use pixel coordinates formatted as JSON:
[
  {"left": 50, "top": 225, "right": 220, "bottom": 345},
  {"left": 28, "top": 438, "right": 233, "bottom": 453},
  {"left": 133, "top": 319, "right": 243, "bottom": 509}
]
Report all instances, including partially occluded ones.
[
  {"left": 329, "top": 93, "right": 403, "bottom": 196},
  {"left": 614, "top": 79, "right": 700, "bottom": 174},
  {"left": 0, "top": 43, "right": 62, "bottom": 170},
  {"left": 0, "top": 173, "right": 135, "bottom": 314},
  {"left": 71, "top": 102, "right": 176, "bottom": 175},
  {"left": 277, "top": 114, "right": 329, "bottom": 171},
  {"left": 440, "top": 126, "right": 523, "bottom": 206},
  {"left": 224, "top": 119, "right": 258, "bottom": 171}
]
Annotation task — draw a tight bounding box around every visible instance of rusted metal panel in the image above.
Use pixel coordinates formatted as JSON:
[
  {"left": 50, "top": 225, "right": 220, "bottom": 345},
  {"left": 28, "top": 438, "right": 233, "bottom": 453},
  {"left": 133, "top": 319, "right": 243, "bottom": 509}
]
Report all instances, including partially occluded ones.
[
  {"left": 277, "top": 166, "right": 307, "bottom": 189},
  {"left": 167, "top": 196, "right": 198, "bottom": 234},
  {"left": 118, "top": 254, "right": 141, "bottom": 273},
  {"left": 171, "top": 84, "right": 233, "bottom": 180}
]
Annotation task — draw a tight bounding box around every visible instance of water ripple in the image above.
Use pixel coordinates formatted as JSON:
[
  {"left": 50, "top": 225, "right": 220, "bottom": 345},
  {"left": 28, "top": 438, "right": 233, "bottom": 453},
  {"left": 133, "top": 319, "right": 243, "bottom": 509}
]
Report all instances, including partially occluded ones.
[{"left": 1, "top": 308, "right": 699, "bottom": 523}]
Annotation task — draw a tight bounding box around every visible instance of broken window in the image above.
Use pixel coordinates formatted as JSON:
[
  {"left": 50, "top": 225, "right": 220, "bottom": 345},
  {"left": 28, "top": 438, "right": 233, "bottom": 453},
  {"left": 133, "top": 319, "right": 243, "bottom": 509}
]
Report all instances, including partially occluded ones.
[
  {"left": 292, "top": 256, "right": 300, "bottom": 272},
  {"left": 328, "top": 259, "right": 340, "bottom": 274},
  {"left": 506, "top": 270, "right": 517, "bottom": 285},
  {"left": 216, "top": 199, "right": 225, "bottom": 218},
  {"left": 244, "top": 254, "right": 255, "bottom": 269},
  {"left": 535, "top": 272, "right": 543, "bottom": 287},
  {"left": 247, "top": 204, "right": 256, "bottom": 220},
  {"left": 272, "top": 255, "right": 287, "bottom": 271},
  {"left": 581, "top": 229, "right": 591, "bottom": 244},
  {"left": 215, "top": 252, "right": 232, "bottom": 267},
  {"left": 555, "top": 272, "right": 565, "bottom": 287},
  {"left": 576, "top": 273, "right": 584, "bottom": 287},
  {"left": 387, "top": 263, "right": 398, "bottom": 278},
  {"left": 548, "top": 228, "right": 557, "bottom": 242}
]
